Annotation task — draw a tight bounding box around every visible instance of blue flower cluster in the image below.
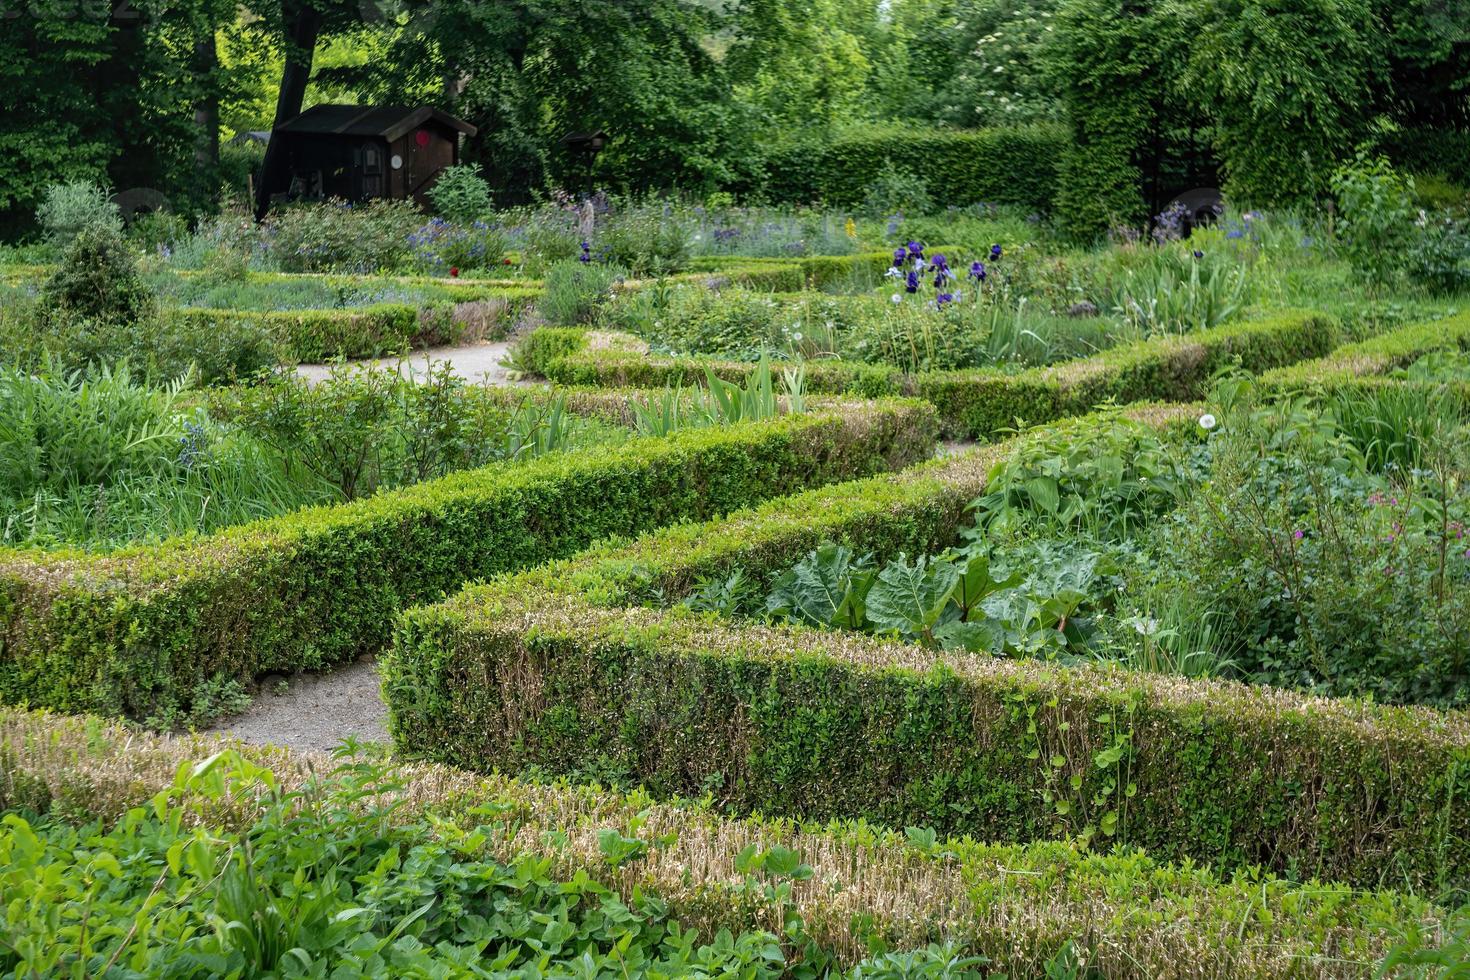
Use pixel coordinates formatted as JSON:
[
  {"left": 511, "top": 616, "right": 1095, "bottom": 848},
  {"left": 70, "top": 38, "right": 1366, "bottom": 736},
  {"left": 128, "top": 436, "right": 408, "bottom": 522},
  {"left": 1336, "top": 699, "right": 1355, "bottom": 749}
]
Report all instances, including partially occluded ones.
[{"left": 178, "top": 419, "right": 209, "bottom": 471}]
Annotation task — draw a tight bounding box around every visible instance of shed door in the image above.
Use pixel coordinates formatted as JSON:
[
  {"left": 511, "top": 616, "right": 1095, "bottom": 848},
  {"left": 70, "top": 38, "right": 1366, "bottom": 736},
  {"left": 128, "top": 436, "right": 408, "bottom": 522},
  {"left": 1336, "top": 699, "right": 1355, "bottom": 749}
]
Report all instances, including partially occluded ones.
[{"left": 361, "top": 143, "right": 384, "bottom": 198}]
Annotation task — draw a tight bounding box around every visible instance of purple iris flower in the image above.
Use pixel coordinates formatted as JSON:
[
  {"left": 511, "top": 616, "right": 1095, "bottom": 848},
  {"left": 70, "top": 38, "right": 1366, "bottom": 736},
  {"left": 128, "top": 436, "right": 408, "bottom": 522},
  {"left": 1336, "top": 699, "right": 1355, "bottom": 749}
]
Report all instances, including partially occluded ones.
[
  {"left": 893, "top": 247, "right": 906, "bottom": 267},
  {"left": 935, "top": 292, "right": 955, "bottom": 307},
  {"left": 905, "top": 270, "right": 919, "bottom": 293},
  {"left": 579, "top": 240, "right": 592, "bottom": 263},
  {"left": 906, "top": 240, "right": 925, "bottom": 259},
  {"left": 969, "top": 261, "right": 986, "bottom": 282},
  {"left": 930, "top": 253, "right": 953, "bottom": 287},
  {"left": 990, "top": 243, "right": 1002, "bottom": 260},
  {"left": 1193, "top": 249, "right": 1204, "bottom": 259}
]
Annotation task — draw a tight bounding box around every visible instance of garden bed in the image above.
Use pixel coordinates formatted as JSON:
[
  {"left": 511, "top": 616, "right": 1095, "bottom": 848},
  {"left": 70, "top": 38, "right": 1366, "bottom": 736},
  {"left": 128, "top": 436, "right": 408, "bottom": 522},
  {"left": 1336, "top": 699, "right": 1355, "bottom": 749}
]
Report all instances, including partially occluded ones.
[
  {"left": 0, "top": 397, "right": 935, "bottom": 725},
  {"left": 526, "top": 308, "right": 1342, "bottom": 436},
  {"left": 382, "top": 404, "right": 1470, "bottom": 891}
]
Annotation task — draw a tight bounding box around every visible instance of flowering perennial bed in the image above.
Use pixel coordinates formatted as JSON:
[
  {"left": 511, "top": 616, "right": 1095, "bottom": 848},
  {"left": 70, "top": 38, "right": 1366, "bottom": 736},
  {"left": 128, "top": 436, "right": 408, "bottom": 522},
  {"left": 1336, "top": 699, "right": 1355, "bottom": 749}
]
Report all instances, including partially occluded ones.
[
  {"left": 0, "top": 706, "right": 1446, "bottom": 979},
  {"left": 0, "top": 397, "right": 935, "bottom": 723},
  {"left": 526, "top": 309, "right": 1341, "bottom": 437},
  {"left": 383, "top": 405, "right": 1470, "bottom": 892}
]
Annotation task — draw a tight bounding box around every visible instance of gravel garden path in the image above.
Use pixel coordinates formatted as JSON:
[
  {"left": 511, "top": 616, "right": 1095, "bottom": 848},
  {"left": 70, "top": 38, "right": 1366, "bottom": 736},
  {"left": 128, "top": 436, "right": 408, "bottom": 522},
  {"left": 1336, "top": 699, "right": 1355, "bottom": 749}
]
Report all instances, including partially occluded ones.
[
  {"left": 207, "top": 657, "right": 390, "bottom": 752},
  {"left": 295, "top": 340, "right": 518, "bottom": 386}
]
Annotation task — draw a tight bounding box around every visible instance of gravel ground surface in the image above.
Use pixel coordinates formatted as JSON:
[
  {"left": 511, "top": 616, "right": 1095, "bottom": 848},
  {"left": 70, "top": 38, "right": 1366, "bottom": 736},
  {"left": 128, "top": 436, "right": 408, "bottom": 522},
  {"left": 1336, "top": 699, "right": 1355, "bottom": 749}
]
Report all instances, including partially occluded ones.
[
  {"left": 295, "top": 341, "right": 517, "bottom": 385},
  {"left": 208, "top": 657, "right": 390, "bottom": 752}
]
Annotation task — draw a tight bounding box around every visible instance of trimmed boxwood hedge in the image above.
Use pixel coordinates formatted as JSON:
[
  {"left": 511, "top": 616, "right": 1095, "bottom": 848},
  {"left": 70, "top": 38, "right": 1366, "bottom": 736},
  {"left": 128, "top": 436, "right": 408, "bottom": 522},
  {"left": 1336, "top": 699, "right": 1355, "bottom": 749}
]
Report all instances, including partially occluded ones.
[
  {"left": 528, "top": 309, "right": 1341, "bottom": 437},
  {"left": 383, "top": 406, "right": 1470, "bottom": 892},
  {"left": 1257, "top": 309, "right": 1470, "bottom": 393},
  {"left": 0, "top": 399, "right": 937, "bottom": 724},
  {"left": 1, "top": 706, "right": 1445, "bottom": 979},
  {"left": 173, "top": 290, "right": 540, "bottom": 363}
]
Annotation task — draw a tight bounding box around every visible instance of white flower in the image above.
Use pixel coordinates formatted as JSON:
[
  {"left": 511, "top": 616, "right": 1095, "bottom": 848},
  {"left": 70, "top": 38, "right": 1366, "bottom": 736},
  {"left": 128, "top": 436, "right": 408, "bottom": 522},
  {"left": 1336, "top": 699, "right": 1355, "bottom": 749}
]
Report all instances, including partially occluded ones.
[
  {"left": 1198, "top": 413, "right": 1217, "bottom": 431},
  {"left": 891, "top": 293, "right": 903, "bottom": 304},
  {"left": 1128, "top": 615, "right": 1161, "bottom": 636}
]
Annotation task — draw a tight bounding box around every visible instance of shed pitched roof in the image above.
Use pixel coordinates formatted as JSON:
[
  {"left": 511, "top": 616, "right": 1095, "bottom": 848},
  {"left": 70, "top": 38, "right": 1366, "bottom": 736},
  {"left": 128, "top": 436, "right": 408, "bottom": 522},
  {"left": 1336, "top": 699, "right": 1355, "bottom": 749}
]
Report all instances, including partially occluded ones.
[{"left": 277, "top": 105, "right": 477, "bottom": 140}]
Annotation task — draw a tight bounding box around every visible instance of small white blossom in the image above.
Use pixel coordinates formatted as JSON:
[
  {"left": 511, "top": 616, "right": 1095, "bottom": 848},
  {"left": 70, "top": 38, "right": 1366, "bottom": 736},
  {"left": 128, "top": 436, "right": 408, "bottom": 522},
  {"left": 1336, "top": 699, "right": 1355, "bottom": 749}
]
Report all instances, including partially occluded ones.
[
  {"left": 891, "top": 293, "right": 903, "bottom": 304},
  {"left": 1198, "top": 413, "right": 1217, "bottom": 431}
]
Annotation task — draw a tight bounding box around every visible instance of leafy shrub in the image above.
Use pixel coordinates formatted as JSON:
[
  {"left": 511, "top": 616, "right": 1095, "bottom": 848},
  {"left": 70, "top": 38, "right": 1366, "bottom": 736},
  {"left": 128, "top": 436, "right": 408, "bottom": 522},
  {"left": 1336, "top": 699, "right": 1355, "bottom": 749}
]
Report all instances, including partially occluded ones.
[
  {"left": 594, "top": 204, "right": 693, "bottom": 275},
  {"left": 860, "top": 159, "right": 933, "bottom": 219},
  {"left": 425, "top": 164, "right": 493, "bottom": 222},
  {"left": 1153, "top": 392, "right": 1470, "bottom": 707},
  {"left": 35, "top": 180, "right": 122, "bottom": 244},
  {"left": 539, "top": 259, "right": 623, "bottom": 325},
  {"left": 973, "top": 412, "right": 1190, "bottom": 539},
  {"left": 41, "top": 223, "right": 155, "bottom": 325},
  {"left": 226, "top": 362, "right": 596, "bottom": 501},
  {"left": 1404, "top": 212, "right": 1470, "bottom": 295},
  {"left": 407, "top": 217, "right": 508, "bottom": 275},
  {"left": 1331, "top": 155, "right": 1418, "bottom": 289},
  {"left": 263, "top": 199, "right": 420, "bottom": 273},
  {"left": 752, "top": 541, "right": 1102, "bottom": 658}
]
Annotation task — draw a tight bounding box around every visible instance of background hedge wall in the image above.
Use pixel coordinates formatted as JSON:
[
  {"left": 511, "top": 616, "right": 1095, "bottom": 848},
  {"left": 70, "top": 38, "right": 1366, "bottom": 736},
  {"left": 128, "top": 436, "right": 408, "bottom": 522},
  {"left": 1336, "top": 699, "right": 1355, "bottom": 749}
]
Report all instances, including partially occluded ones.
[{"left": 760, "top": 125, "right": 1067, "bottom": 212}]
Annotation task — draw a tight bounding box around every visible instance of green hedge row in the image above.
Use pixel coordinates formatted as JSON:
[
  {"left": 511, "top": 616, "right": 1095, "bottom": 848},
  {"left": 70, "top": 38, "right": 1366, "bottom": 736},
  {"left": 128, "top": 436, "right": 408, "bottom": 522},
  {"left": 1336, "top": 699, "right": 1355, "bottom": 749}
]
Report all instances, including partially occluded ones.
[
  {"left": 529, "top": 309, "right": 1341, "bottom": 438},
  {"left": 759, "top": 124, "right": 1068, "bottom": 212},
  {"left": 0, "top": 399, "right": 937, "bottom": 724},
  {"left": 173, "top": 290, "right": 540, "bottom": 363},
  {"left": 2, "top": 706, "right": 1442, "bottom": 978},
  {"left": 1257, "top": 310, "right": 1470, "bottom": 391},
  {"left": 384, "top": 405, "right": 1470, "bottom": 892}
]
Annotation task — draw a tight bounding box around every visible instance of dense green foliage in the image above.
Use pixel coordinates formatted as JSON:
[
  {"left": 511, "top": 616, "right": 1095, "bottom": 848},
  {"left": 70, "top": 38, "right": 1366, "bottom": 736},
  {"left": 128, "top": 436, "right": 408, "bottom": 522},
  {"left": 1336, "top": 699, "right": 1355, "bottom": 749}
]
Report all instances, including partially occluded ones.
[
  {"left": 0, "top": 748, "right": 1004, "bottom": 979},
  {"left": 2, "top": 0, "right": 1464, "bottom": 233},
  {"left": 534, "top": 309, "right": 1341, "bottom": 438},
  {"left": 0, "top": 399, "right": 935, "bottom": 725}
]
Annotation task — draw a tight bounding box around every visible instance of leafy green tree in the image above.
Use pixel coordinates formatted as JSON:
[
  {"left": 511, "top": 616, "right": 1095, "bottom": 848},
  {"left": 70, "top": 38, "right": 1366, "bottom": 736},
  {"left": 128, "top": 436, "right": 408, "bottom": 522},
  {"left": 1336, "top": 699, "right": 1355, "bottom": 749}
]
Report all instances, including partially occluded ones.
[{"left": 1171, "top": 0, "right": 1386, "bottom": 206}]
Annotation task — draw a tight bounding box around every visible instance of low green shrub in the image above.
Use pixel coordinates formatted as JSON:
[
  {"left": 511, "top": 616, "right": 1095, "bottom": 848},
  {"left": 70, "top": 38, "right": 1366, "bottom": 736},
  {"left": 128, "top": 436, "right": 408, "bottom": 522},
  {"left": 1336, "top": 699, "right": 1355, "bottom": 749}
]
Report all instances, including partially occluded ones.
[
  {"left": 0, "top": 398, "right": 936, "bottom": 725},
  {"left": 1, "top": 707, "right": 1443, "bottom": 979},
  {"left": 35, "top": 181, "right": 122, "bottom": 244},
  {"left": 384, "top": 409, "right": 1470, "bottom": 893},
  {"left": 263, "top": 199, "right": 421, "bottom": 274},
  {"left": 1257, "top": 310, "right": 1470, "bottom": 394},
  {"left": 41, "top": 224, "right": 155, "bottom": 325},
  {"left": 540, "top": 259, "right": 624, "bottom": 326},
  {"left": 425, "top": 164, "right": 494, "bottom": 222}
]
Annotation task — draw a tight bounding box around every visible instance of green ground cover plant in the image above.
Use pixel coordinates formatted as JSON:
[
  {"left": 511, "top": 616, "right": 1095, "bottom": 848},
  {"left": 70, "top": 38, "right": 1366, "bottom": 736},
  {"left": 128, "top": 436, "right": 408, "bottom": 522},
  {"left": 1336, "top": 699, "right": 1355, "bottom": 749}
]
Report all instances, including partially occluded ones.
[
  {"left": 0, "top": 707, "right": 1452, "bottom": 979},
  {"left": 0, "top": 395, "right": 936, "bottom": 725}
]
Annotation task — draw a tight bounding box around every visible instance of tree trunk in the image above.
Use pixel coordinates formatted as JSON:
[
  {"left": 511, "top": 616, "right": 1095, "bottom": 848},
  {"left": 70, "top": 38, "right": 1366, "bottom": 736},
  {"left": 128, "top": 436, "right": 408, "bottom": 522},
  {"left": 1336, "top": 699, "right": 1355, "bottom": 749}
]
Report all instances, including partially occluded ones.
[
  {"left": 192, "top": 33, "right": 220, "bottom": 172},
  {"left": 253, "top": 1, "right": 324, "bottom": 219}
]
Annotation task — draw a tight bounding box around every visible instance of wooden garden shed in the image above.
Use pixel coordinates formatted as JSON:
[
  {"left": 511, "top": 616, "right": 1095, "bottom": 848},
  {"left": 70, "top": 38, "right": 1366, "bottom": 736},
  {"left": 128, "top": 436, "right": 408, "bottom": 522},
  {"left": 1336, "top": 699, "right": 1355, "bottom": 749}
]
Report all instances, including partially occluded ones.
[{"left": 264, "top": 104, "right": 478, "bottom": 207}]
